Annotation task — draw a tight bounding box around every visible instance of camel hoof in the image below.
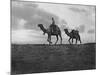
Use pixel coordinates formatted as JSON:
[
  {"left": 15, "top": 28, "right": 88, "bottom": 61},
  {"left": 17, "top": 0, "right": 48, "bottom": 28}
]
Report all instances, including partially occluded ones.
[
  {"left": 69, "top": 43, "right": 71, "bottom": 45},
  {"left": 48, "top": 40, "right": 52, "bottom": 45},
  {"left": 50, "top": 42, "right": 52, "bottom": 44}
]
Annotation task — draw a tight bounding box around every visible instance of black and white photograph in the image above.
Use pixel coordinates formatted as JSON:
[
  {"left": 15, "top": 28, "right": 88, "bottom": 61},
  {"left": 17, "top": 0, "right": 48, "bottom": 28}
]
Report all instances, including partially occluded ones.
[{"left": 11, "top": 0, "right": 96, "bottom": 75}]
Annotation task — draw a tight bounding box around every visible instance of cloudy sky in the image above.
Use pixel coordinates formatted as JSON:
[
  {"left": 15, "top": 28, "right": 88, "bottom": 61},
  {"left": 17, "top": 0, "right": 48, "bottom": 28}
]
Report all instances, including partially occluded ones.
[{"left": 11, "top": 0, "right": 96, "bottom": 44}]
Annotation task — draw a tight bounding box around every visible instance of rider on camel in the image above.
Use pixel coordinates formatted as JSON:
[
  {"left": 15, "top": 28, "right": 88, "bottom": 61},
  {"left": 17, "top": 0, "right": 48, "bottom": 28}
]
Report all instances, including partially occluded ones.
[{"left": 49, "top": 17, "right": 57, "bottom": 33}]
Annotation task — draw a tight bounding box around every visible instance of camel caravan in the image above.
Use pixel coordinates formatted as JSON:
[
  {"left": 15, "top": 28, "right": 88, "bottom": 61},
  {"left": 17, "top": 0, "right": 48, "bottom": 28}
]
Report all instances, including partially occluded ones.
[{"left": 38, "top": 17, "right": 82, "bottom": 45}]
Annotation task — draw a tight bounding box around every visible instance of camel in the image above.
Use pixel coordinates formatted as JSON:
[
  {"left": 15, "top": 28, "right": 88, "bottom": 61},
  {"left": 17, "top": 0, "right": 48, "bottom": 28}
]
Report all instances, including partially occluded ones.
[
  {"left": 38, "top": 24, "right": 62, "bottom": 45},
  {"left": 64, "top": 28, "right": 81, "bottom": 44}
]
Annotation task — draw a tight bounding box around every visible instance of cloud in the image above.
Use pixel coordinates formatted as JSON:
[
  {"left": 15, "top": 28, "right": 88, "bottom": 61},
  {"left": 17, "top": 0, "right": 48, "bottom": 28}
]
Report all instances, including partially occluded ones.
[
  {"left": 69, "top": 7, "right": 87, "bottom": 13},
  {"left": 68, "top": 6, "right": 96, "bottom": 17},
  {"left": 60, "top": 19, "right": 68, "bottom": 25},
  {"left": 76, "top": 24, "right": 85, "bottom": 33},
  {"left": 18, "top": 18, "right": 27, "bottom": 26},
  {"left": 11, "top": 2, "right": 37, "bottom": 19},
  {"left": 11, "top": 1, "right": 59, "bottom": 30},
  {"left": 88, "top": 29, "right": 95, "bottom": 34},
  {"left": 58, "top": 19, "right": 68, "bottom": 30},
  {"left": 12, "top": 1, "right": 38, "bottom": 8},
  {"left": 11, "top": 17, "right": 27, "bottom": 30},
  {"left": 68, "top": 6, "right": 89, "bottom": 16}
]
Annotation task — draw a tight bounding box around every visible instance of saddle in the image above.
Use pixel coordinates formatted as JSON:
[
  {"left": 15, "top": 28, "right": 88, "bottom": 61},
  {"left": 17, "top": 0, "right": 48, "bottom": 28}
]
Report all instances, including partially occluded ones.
[
  {"left": 50, "top": 24, "right": 58, "bottom": 33},
  {"left": 71, "top": 29, "right": 79, "bottom": 35}
]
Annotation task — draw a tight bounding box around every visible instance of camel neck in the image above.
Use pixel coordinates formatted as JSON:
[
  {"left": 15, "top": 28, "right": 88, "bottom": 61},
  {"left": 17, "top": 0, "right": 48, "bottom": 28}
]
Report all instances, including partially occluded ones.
[
  {"left": 39, "top": 26, "right": 47, "bottom": 33},
  {"left": 66, "top": 31, "right": 70, "bottom": 36}
]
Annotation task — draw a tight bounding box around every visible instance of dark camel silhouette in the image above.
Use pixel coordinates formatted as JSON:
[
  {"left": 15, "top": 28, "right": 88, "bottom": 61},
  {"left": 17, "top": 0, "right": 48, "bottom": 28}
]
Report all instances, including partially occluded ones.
[
  {"left": 38, "top": 24, "right": 62, "bottom": 45},
  {"left": 64, "top": 28, "right": 81, "bottom": 44}
]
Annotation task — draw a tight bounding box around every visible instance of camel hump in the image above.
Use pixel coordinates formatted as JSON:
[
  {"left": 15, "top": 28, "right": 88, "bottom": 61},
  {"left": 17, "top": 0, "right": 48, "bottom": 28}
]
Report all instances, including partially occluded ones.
[
  {"left": 49, "top": 24, "right": 60, "bottom": 33},
  {"left": 71, "top": 29, "right": 79, "bottom": 35}
]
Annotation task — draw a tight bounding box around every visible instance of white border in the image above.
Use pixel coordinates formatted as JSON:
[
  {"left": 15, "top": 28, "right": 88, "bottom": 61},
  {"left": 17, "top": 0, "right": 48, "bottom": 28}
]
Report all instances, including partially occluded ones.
[{"left": 0, "top": 0, "right": 99, "bottom": 75}]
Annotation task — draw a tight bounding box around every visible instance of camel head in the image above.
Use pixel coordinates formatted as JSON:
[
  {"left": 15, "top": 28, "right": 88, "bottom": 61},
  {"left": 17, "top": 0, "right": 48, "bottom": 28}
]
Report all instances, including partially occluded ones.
[
  {"left": 38, "top": 24, "right": 43, "bottom": 28},
  {"left": 38, "top": 24, "right": 47, "bottom": 35},
  {"left": 64, "top": 28, "right": 70, "bottom": 36},
  {"left": 64, "top": 28, "right": 68, "bottom": 33}
]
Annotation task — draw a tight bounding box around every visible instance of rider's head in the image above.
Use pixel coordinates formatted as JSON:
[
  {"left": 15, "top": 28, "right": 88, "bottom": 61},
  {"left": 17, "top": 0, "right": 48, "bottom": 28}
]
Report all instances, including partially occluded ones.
[
  {"left": 51, "top": 17, "right": 55, "bottom": 25},
  {"left": 52, "top": 17, "right": 54, "bottom": 21}
]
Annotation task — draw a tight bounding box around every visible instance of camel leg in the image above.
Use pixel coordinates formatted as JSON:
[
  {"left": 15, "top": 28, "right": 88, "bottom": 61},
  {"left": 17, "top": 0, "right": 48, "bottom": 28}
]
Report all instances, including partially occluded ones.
[
  {"left": 55, "top": 35, "right": 58, "bottom": 45},
  {"left": 47, "top": 35, "right": 52, "bottom": 45},
  {"left": 59, "top": 34, "right": 62, "bottom": 44},
  {"left": 49, "top": 36, "right": 52, "bottom": 44},
  {"left": 68, "top": 37, "right": 71, "bottom": 44},
  {"left": 72, "top": 38, "right": 73, "bottom": 44},
  {"left": 79, "top": 36, "right": 82, "bottom": 44},
  {"left": 79, "top": 37, "right": 81, "bottom": 44},
  {"left": 75, "top": 39, "right": 77, "bottom": 44},
  {"left": 47, "top": 38, "right": 50, "bottom": 45},
  {"left": 47, "top": 35, "right": 49, "bottom": 42},
  {"left": 80, "top": 39, "right": 82, "bottom": 44}
]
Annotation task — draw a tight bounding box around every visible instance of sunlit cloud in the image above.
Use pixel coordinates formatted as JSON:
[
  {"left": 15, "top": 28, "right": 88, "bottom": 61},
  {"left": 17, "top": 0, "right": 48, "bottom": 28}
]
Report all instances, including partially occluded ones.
[{"left": 12, "top": 29, "right": 48, "bottom": 44}]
